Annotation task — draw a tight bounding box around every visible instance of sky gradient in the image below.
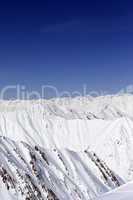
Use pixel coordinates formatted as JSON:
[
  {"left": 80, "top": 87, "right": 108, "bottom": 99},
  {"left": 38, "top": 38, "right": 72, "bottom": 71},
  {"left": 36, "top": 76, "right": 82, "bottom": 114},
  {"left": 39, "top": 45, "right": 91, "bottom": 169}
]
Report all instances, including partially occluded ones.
[{"left": 0, "top": 0, "right": 132, "bottom": 98}]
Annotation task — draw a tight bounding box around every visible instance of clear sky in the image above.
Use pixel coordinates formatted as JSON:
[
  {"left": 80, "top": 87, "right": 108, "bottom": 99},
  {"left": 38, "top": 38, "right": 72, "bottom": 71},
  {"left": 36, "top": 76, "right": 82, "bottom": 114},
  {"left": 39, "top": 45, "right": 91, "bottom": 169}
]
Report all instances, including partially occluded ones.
[{"left": 0, "top": 0, "right": 132, "bottom": 97}]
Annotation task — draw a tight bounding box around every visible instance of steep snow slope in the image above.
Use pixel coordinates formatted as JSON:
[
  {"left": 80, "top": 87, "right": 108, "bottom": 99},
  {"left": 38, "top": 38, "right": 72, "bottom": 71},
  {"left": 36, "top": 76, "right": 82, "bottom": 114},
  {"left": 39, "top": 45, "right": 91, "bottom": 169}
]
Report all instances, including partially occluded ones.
[
  {"left": 0, "top": 136, "right": 123, "bottom": 200},
  {"left": 0, "top": 111, "right": 132, "bottom": 181},
  {"left": 0, "top": 95, "right": 133, "bottom": 199},
  {"left": 96, "top": 181, "right": 133, "bottom": 200}
]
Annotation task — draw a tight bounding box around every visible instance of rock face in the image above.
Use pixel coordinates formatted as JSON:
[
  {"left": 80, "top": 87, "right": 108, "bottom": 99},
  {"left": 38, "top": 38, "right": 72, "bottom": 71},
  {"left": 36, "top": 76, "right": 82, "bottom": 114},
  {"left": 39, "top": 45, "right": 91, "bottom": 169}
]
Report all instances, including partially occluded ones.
[{"left": 0, "top": 95, "right": 133, "bottom": 199}]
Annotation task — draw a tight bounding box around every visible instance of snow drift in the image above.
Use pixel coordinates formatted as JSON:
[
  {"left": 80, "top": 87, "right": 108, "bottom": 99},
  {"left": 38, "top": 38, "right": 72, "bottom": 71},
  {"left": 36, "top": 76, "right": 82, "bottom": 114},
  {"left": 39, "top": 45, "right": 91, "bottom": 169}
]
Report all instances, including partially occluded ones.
[{"left": 96, "top": 181, "right": 133, "bottom": 200}]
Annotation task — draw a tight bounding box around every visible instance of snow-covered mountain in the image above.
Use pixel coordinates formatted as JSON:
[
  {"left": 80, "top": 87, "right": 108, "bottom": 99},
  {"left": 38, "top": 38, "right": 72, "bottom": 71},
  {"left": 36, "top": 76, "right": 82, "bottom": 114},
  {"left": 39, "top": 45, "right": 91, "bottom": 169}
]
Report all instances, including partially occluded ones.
[{"left": 1, "top": 94, "right": 133, "bottom": 199}]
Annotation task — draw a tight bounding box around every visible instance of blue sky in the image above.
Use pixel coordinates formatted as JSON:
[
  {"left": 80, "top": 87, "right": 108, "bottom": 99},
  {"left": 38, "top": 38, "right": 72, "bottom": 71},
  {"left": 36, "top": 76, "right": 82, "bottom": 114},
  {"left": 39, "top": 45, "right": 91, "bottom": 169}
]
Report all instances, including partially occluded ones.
[{"left": 0, "top": 0, "right": 132, "bottom": 97}]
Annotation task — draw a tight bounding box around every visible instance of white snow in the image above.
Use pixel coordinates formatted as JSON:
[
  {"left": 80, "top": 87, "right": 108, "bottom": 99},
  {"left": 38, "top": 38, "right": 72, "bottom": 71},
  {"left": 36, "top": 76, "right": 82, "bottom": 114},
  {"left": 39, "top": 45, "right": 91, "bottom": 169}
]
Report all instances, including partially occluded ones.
[
  {"left": 0, "top": 95, "right": 133, "bottom": 199},
  {"left": 96, "top": 181, "right": 133, "bottom": 200}
]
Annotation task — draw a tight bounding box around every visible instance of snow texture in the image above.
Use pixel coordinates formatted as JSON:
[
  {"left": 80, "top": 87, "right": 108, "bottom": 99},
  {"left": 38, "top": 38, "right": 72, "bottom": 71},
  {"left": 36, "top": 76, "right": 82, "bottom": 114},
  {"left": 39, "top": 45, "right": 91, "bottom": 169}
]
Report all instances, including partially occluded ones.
[{"left": 0, "top": 94, "right": 133, "bottom": 199}]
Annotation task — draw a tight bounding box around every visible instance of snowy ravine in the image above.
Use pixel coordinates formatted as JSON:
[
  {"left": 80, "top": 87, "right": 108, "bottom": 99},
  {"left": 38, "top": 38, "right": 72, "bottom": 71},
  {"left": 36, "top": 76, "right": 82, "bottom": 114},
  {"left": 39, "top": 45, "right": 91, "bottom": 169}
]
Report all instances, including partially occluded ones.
[{"left": 1, "top": 94, "right": 133, "bottom": 199}]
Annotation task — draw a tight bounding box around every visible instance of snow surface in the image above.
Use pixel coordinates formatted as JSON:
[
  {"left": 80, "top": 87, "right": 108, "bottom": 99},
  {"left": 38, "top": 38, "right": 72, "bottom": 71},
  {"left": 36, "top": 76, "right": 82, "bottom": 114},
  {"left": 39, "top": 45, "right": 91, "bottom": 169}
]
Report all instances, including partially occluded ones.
[
  {"left": 96, "top": 181, "right": 133, "bottom": 200},
  {"left": 0, "top": 95, "right": 133, "bottom": 199}
]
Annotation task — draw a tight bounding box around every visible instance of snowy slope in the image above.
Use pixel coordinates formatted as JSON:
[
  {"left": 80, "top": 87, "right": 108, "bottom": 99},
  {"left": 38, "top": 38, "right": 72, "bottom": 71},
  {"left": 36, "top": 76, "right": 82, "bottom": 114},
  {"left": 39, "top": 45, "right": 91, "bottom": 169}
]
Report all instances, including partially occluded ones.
[
  {"left": 0, "top": 136, "right": 124, "bottom": 200},
  {"left": 96, "top": 181, "right": 133, "bottom": 200},
  {"left": 0, "top": 94, "right": 133, "bottom": 199}
]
